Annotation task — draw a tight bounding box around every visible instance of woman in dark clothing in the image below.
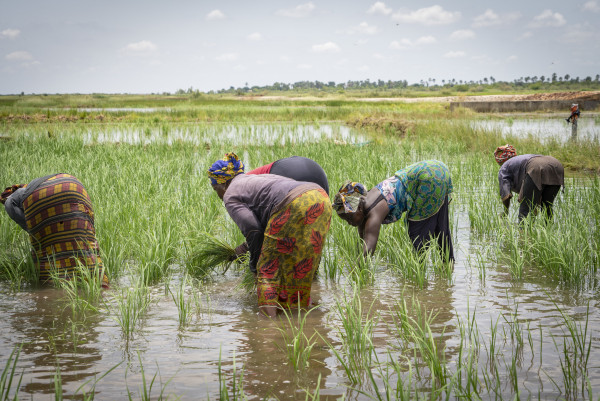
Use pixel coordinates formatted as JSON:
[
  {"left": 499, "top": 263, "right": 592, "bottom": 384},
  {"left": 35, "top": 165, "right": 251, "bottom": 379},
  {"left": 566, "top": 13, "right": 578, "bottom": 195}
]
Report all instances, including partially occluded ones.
[
  {"left": 1, "top": 174, "right": 108, "bottom": 286},
  {"left": 208, "top": 153, "right": 332, "bottom": 318},
  {"left": 246, "top": 156, "right": 329, "bottom": 195},
  {"left": 494, "top": 144, "right": 564, "bottom": 221}
]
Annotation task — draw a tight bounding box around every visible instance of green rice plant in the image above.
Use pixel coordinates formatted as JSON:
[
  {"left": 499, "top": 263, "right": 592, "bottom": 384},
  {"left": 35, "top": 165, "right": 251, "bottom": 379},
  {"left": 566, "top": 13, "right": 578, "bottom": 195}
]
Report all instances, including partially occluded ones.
[
  {"left": 321, "top": 287, "right": 378, "bottom": 385},
  {"left": 0, "top": 344, "right": 23, "bottom": 401},
  {"left": 275, "top": 305, "right": 318, "bottom": 371},
  {"left": 168, "top": 274, "right": 193, "bottom": 328},
  {"left": 54, "top": 364, "right": 63, "bottom": 401},
  {"left": 74, "top": 362, "right": 122, "bottom": 401},
  {"left": 382, "top": 234, "right": 428, "bottom": 288},
  {"left": 389, "top": 296, "right": 448, "bottom": 389},
  {"left": 105, "top": 272, "right": 151, "bottom": 340},
  {"left": 548, "top": 297, "right": 592, "bottom": 400},
  {"left": 216, "top": 349, "right": 246, "bottom": 401},
  {"left": 187, "top": 232, "right": 247, "bottom": 278},
  {"left": 126, "top": 352, "right": 175, "bottom": 401},
  {"left": 0, "top": 243, "right": 38, "bottom": 290},
  {"left": 49, "top": 261, "right": 105, "bottom": 316},
  {"left": 504, "top": 224, "right": 527, "bottom": 280},
  {"left": 301, "top": 373, "right": 321, "bottom": 401}
]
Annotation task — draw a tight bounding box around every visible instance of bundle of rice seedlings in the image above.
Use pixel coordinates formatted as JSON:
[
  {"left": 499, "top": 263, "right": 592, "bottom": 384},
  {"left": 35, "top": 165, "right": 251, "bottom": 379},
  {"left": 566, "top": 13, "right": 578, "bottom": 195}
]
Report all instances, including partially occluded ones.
[
  {"left": 236, "top": 268, "right": 257, "bottom": 294},
  {"left": 187, "top": 233, "right": 247, "bottom": 278}
]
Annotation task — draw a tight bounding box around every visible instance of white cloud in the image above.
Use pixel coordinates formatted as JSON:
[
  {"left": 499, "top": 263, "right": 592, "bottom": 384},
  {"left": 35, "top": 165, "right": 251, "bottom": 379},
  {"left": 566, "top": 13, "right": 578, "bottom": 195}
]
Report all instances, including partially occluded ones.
[
  {"left": 276, "top": 2, "right": 315, "bottom": 18},
  {"left": 312, "top": 42, "right": 340, "bottom": 53},
  {"left": 356, "top": 22, "right": 379, "bottom": 35},
  {"left": 518, "top": 31, "right": 533, "bottom": 40},
  {"left": 473, "top": 9, "right": 521, "bottom": 27},
  {"left": 529, "top": 10, "right": 566, "bottom": 27},
  {"left": 357, "top": 65, "right": 370, "bottom": 72},
  {"left": 450, "top": 29, "right": 475, "bottom": 40},
  {"left": 583, "top": 1, "right": 600, "bottom": 12},
  {"left": 0, "top": 29, "right": 20, "bottom": 39},
  {"left": 372, "top": 53, "right": 385, "bottom": 60},
  {"left": 123, "top": 40, "right": 158, "bottom": 56},
  {"left": 392, "top": 5, "right": 460, "bottom": 26},
  {"left": 444, "top": 51, "right": 465, "bottom": 58},
  {"left": 389, "top": 39, "right": 412, "bottom": 49},
  {"left": 367, "top": 2, "right": 392, "bottom": 15},
  {"left": 5, "top": 51, "right": 32, "bottom": 61},
  {"left": 389, "top": 36, "right": 436, "bottom": 49},
  {"left": 247, "top": 32, "right": 262, "bottom": 41},
  {"left": 416, "top": 35, "right": 436, "bottom": 45},
  {"left": 206, "top": 9, "right": 225, "bottom": 20},
  {"left": 280, "top": 55, "right": 292, "bottom": 62},
  {"left": 215, "top": 53, "right": 238, "bottom": 61},
  {"left": 507, "top": 55, "right": 518, "bottom": 62},
  {"left": 297, "top": 63, "right": 312, "bottom": 69}
]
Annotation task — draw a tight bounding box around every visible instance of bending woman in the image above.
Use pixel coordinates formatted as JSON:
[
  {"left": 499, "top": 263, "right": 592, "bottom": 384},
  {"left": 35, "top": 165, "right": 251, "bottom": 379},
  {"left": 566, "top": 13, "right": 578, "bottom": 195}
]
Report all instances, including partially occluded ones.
[
  {"left": 246, "top": 156, "right": 329, "bottom": 195},
  {"left": 1, "top": 173, "right": 108, "bottom": 286},
  {"left": 333, "top": 160, "right": 454, "bottom": 261},
  {"left": 494, "top": 144, "right": 564, "bottom": 221},
  {"left": 208, "top": 153, "right": 332, "bottom": 317}
]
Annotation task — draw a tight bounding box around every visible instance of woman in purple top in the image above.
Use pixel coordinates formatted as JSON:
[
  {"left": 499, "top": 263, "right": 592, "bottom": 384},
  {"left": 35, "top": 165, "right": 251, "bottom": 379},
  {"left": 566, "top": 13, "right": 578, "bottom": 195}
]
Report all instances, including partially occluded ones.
[
  {"left": 208, "top": 153, "right": 332, "bottom": 318},
  {"left": 494, "top": 144, "right": 564, "bottom": 222}
]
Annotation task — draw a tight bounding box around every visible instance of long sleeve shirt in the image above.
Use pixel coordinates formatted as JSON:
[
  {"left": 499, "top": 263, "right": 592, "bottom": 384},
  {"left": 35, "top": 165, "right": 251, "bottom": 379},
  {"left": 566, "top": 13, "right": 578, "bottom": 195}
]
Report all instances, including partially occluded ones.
[
  {"left": 223, "top": 173, "right": 318, "bottom": 273},
  {"left": 498, "top": 155, "right": 540, "bottom": 200},
  {"left": 4, "top": 174, "right": 55, "bottom": 231}
]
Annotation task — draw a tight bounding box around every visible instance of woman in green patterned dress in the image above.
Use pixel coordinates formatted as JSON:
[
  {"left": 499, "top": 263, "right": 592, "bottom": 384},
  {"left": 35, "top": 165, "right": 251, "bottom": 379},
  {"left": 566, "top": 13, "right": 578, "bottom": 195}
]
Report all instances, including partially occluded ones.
[{"left": 333, "top": 160, "right": 454, "bottom": 261}]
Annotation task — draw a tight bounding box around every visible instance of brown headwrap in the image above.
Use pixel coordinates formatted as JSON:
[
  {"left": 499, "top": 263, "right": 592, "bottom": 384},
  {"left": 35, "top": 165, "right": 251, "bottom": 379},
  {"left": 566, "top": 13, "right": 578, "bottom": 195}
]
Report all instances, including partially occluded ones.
[{"left": 0, "top": 184, "right": 26, "bottom": 204}]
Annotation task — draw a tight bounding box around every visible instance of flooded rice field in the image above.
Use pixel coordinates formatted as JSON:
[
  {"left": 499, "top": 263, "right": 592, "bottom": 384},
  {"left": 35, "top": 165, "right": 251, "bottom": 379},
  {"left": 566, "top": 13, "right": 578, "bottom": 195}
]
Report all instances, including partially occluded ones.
[
  {"left": 81, "top": 124, "right": 367, "bottom": 147},
  {"left": 1, "top": 120, "right": 599, "bottom": 400},
  {"left": 471, "top": 114, "right": 600, "bottom": 143}
]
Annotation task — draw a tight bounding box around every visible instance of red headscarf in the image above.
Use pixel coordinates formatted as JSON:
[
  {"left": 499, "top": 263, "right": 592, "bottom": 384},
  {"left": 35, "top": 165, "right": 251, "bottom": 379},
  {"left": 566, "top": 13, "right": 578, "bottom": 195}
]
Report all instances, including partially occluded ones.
[{"left": 494, "top": 144, "right": 517, "bottom": 165}]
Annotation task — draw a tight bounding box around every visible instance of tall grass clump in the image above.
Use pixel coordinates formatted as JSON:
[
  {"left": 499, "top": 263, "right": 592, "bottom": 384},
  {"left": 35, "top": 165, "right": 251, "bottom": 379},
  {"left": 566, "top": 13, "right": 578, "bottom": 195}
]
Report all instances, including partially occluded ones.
[{"left": 275, "top": 305, "right": 319, "bottom": 371}]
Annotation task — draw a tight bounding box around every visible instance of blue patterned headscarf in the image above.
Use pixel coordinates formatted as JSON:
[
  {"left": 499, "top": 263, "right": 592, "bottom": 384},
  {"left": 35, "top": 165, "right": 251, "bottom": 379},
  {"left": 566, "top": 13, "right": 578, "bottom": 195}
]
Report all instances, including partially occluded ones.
[
  {"left": 332, "top": 180, "right": 367, "bottom": 214},
  {"left": 207, "top": 152, "right": 245, "bottom": 185}
]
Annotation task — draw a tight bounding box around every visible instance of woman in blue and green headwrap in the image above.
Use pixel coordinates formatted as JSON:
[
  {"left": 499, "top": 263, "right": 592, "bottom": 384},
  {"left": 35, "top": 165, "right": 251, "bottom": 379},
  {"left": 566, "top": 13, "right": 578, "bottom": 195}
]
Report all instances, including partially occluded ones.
[{"left": 333, "top": 160, "right": 454, "bottom": 262}]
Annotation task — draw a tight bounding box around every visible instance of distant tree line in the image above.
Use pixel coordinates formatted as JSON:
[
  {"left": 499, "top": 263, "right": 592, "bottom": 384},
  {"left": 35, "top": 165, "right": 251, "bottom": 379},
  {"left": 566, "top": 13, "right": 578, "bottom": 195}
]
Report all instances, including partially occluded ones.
[{"left": 173, "top": 73, "right": 600, "bottom": 96}]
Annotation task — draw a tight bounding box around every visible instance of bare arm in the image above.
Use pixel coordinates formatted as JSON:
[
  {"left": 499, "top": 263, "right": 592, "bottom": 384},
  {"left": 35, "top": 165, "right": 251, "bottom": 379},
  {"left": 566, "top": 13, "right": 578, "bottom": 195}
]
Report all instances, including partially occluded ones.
[{"left": 360, "top": 199, "right": 388, "bottom": 257}]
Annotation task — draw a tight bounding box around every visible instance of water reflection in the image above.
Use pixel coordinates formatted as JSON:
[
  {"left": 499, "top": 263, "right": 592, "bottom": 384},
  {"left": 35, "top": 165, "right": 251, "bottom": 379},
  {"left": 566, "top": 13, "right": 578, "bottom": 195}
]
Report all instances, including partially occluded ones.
[
  {"left": 0, "top": 287, "right": 104, "bottom": 398},
  {"left": 471, "top": 116, "right": 600, "bottom": 143}
]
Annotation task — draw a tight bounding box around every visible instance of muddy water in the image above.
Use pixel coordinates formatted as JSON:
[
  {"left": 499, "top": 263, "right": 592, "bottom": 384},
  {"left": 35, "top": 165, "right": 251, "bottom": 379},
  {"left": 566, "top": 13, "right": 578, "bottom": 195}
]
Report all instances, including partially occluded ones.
[
  {"left": 471, "top": 115, "right": 600, "bottom": 143},
  {"left": 1, "top": 205, "right": 599, "bottom": 400}
]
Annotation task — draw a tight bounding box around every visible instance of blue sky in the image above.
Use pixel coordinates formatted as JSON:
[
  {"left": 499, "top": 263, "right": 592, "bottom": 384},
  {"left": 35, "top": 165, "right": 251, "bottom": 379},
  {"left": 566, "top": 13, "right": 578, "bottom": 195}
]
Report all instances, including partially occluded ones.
[{"left": 1, "top": 1, "right": 599, "bottom": 94}]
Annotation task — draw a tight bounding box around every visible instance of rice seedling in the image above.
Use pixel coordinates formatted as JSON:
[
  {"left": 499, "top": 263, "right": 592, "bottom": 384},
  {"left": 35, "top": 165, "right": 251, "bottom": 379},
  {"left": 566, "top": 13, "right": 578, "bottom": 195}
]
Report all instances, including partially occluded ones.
[
  {"left": 0, "top": 344, "right": 23, "bottom": 401},
  {"left": 321, "top": 286, "right": 378, "bottom": 385},
  {"left": 275, "top": 305, "right": 319, "bottom": 371},
  {"left": 105, "top": 271, "right": 151, "bottom": 340},
  {"left": 49, "top": 261, "right": 105, "bottom": 316},
  {"left": 216, "top": 349, "right": 246, "bottom": 401},
  {"left": 388, "top": 296, "right": 448, "bottom": 390},
  {"left": 187, "top": 232, "right": 246, "bottom": 279},
  {"left": 125, "top": 352, "right": 175, "bottom": 401},
  {"left": 169, "top": 273, "right": 193, "bottom": 328}
]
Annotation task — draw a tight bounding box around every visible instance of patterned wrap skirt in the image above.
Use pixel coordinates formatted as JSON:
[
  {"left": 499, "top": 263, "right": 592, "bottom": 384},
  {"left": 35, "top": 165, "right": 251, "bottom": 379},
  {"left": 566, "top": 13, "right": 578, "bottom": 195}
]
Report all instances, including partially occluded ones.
[
  {"left": 22, "top": 174, "right": 107, "bottom": 284},
  {"left": 256, "top": 188, "right": 332, "bottom": 308}
]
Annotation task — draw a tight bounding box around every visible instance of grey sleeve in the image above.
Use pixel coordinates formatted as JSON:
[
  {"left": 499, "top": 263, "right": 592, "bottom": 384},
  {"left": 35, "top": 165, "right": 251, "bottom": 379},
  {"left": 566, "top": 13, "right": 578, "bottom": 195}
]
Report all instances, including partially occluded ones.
[
  {"left": 4, "top": 188, "right": 28, "bottom": 230},
  {"left": 498, "top": 169, "right": 512, "bottom": 201}
]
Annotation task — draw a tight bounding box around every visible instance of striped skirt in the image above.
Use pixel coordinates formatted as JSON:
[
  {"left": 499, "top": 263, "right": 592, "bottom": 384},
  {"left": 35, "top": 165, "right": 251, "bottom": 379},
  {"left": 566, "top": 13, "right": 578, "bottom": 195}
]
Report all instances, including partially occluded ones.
[
  {"left": 256, "top": 188, "right": 332, "bottom": 308},
  {"left": 22, "top": 174, "right": 106, "bottom": 284}
]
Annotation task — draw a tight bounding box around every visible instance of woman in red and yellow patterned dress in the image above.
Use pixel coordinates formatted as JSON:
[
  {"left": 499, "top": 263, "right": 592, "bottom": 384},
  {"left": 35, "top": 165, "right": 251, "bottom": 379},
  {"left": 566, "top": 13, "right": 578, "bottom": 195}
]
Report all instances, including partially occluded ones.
[{"left": 208, "top": 153, "right": 331, "bottom": 318}]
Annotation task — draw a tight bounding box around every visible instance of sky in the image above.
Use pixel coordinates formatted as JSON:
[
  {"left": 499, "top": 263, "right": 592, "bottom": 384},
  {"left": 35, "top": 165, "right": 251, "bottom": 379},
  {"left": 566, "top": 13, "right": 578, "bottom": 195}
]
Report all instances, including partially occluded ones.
[{"left": 1, "top": 1, "right": 599, "bottom": 94}]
